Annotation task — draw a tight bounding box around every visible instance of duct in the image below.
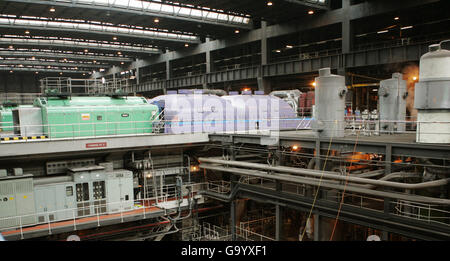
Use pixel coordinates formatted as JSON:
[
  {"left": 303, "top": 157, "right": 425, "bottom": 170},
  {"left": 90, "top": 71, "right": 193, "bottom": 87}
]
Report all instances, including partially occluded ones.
[
  {"left": 198, "top": 158, "right": 450, "bottom": 190},
  {"left": 199, "top": 163, "right": 450, "bottom": 205},
  {"left": 33, "top": 175, "right": 72, "bottom": 185}
]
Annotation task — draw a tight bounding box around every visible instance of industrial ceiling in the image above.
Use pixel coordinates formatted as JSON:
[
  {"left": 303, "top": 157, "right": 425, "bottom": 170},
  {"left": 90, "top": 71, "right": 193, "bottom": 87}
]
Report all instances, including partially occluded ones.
[{"left": 0, "top": 0, "right": 329, "bottom": 75}]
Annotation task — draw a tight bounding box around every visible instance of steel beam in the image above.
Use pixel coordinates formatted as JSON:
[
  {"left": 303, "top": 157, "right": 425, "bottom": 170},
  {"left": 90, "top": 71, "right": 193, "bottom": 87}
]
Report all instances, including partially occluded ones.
[
  {"left": 96, "top": 0, "right": 439, "bottom": 78},
  {"left": 0, "top": 19, "right": 200, "bottom": 44},
  {"left": 3, "top": 0, "right": 253, "bottom": 29},
  {"left": 0, "top": 38, "right": 161, "bottom": 54},
  {"left": 283, "top": 0, "right": 329, "bottom": 10},
  {"left": 0, "top": 133, "right": 209, "bottom": 158},
  {"left": 237, "top": 183, "right": 450, "bottom": 240},
  {"left": 0, "top": 60, "right": 106, "bottom": 68},
  {"left": 0, "top": 50, "right": 133, "bottom": 62},
  {"left": 0, "top": 67, "right": 89, "bottom": 73}
]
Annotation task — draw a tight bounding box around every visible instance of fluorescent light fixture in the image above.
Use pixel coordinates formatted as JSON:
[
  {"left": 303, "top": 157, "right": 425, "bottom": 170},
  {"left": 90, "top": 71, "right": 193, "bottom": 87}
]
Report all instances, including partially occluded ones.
[
  {"left": 401, "top": 26, "right": 413, "bottom": 30},
  {"left": 377, "top": 30, "right": 388, "bottom": 34}
]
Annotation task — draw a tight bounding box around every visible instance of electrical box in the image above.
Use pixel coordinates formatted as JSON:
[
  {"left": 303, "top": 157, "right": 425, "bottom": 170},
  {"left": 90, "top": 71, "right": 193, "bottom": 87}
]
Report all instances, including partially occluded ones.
[
  {"left": 106, "top": 170, "right": 134, "bottom": 213},
  {"left": 0, "top": 176, "right": 36, "bottom": 229}
]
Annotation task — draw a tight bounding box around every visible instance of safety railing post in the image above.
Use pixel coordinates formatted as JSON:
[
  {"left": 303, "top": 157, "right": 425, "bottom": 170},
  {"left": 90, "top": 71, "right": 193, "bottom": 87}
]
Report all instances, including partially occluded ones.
[
  {"left": 47, "top": 215, "right": 52, "bottom": 235},
  {"left": 19, "top": 216, "right": 24, "bottom": 240},
  {"left": 73, "top": 209, "right": 77, "bottom": 231}
]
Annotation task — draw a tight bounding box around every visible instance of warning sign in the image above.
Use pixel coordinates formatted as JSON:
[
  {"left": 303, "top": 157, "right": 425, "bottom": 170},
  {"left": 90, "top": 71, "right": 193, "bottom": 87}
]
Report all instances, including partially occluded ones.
[
  {"left": 86, "top": 142, "right": 107, "bottom": 148},
  {"left": 81, "top": 113, "right": 91, "bottom": 121}
]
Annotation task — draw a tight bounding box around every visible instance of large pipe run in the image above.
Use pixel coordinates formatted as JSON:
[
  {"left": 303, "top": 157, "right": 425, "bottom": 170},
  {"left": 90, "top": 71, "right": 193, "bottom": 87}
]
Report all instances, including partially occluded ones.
[
  {"left": 200, "top": 163, "right": 450, "bottom": 205},
  {"left": 198, "top": 158, "right": 450, "bottom": 190}
]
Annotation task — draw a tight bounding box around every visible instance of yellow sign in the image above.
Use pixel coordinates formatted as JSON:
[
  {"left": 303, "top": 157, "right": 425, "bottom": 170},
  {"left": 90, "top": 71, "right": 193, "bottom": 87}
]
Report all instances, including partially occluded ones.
[{"left": 81, "top": 113, "right": 91, "bottom": 121}]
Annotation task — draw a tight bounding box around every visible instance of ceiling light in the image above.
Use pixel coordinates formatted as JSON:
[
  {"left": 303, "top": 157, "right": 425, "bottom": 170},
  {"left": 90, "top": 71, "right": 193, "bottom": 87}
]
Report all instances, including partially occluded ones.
[
  {"left": 394, "top": 17, "right": 399, "bottom": 20},
  {"left": 377, "top": 30, "right": 388, "bottom": 34},
  {"left": 308, "top": 10, "right": 314, "bottom": 15},
  {"left": 185, "top": 43, "right": 189, "bottom": 47},
  {"left": 35, "top": 72, "right": 39, "bottom": 74},
  {"left": 31, "top": 56, "right": 35, "bottom": 60},
  {"left": 83, "top": 73, "right": 86, "bottom": 76},
  {"left": 117, "top": 51, "right": 122, "bottom": 55},
  {"left": 59, "top": 72, "right": 63, "bottom": 75},
  {"left": 50, "top": 7, "right": 56, "bottom": 12},
  {"left": 154, "top": 18, "right": 159, "bottom": 23},
  {"left": 401, "top": 26, "right": 413, "bottom": 30},
  {"left": 25, "top": 30, "right": 30, "bottom": 34},
  {"left": 286, "top": 45, "right": 293, "bottom": 49},
  {"left": 8, "top": 45, "right": 13, "bottom": 49},
  {"left": 235, "top": 29, "right": 240, "bottom": 34},
  {"left": 267, "top": 1, "right": 273, "bottom": 6},
  {"left": 84, "top": 49, "right": 88, "bottom": 52},
  {"left": 93, "top": 60, "right": 96, "bottom": 63},
  {"left": 113, "top": 36, "right": 117, "bottom": 40},
  {"left": 275, "top": 49, "right": 281, "bottom": 53},
  {"left": 312, "top": 81, "right": 316, "bottom": 87},
  {"left": 9, "top": 70, "right": 13, "bottom": 73},
  {"left": 120, "top": 62, "right": 124, "bottom": 65}
]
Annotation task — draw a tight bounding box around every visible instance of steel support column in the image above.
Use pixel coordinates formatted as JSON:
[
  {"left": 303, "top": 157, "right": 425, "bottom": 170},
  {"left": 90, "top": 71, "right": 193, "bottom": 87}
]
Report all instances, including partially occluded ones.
[
  {"left": 314, "top": 213, "right": 320, "bottom": 241},
  {"left": 275, "top": 204, "right": 283, "bottom": 241},
  {"left": 231, "top": 200, "right": 236, "bottom": 241}
]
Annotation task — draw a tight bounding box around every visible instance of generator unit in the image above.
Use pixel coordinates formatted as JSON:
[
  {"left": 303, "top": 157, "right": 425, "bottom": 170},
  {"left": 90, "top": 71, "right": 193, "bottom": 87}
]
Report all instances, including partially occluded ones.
[{"left": 12, "top": 96, "right": 159, "bottom": 139}]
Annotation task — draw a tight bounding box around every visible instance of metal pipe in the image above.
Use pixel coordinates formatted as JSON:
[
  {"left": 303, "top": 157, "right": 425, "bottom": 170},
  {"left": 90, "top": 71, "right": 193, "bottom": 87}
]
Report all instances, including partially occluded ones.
[
  {"left": 198, "top": 158, "right": 450, "bottom": 190},
  {"left": 199, "top": 163, "right": 450, "bottom": 205}
]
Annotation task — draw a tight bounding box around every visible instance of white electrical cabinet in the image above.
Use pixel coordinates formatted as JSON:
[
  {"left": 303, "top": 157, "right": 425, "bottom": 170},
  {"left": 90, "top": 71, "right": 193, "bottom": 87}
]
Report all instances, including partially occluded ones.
[
  {"left": 0, "top": 176, "right": 36, "bottom": 229},
  {"left": 106, "top": 170, "right": 134, "bottom": 213},
  {"left": 34, "top": 182, "right": 75, "bottom": 223}
]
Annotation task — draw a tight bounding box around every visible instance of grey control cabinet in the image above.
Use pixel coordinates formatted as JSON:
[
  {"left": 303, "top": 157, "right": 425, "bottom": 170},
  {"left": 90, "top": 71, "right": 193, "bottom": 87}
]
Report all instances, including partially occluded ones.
[
  {"left": 34, "top": 182, "right": 76, "bottom": 223},
  {"left": 70, "top": 166, "right": 107, "bottom": 218},
  {"left": 106, "top": 170, "right": 134, "bottom": 213},
  {"left": 0, "top": 176, "right": 36, "bottom": 229}
]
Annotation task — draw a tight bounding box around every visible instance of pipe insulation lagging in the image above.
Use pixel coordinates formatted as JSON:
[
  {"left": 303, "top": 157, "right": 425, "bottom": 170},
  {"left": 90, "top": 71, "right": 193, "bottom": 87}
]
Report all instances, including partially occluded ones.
[
  {"left": 199, "top": 163, "right": 450, "bottom": 205},
  {"left": 198, "top": 158, "right": 450, "bottom": 190}
]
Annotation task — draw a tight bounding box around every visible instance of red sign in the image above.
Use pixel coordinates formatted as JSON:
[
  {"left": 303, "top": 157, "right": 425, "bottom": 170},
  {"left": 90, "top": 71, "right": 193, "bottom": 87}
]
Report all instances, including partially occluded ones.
[{"left": 85, "top": 142, "right": 107, "bottom": 148}]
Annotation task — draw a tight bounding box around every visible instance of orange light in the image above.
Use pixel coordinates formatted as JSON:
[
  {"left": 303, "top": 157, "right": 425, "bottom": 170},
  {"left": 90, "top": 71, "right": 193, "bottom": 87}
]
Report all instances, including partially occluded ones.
[
  {"left": 312, "top": 82, "right": 316, "bottom": 87},
  {"left": 242, "top": 88, "right": 251, "bottom": 92},
  {"left": 292, "top": 145, "right": 299, "bottom": 151},
  {"left": 412, "top": 76, "right": 417, "bottom": 81}
]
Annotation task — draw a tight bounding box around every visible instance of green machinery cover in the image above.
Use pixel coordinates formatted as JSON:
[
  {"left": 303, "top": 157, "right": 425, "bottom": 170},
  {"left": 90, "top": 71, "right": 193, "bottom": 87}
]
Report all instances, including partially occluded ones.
[
  {"left": 0, "top": 107, "right": 13, "bottom": 132},
  {"left": 33, "top": 96, "right": 159, "bottom": 138}
]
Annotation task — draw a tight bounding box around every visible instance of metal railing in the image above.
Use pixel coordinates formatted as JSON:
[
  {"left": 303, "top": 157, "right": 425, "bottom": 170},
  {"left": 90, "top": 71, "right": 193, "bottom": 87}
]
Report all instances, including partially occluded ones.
[
  {"left": 40, "top": 77, "right": 132, "bottom": 95},
  {"left": 393, "top": 200, "right": 450, "bottom": 226},
  {"left": 0, "top": 181, "right": 207, "bottom": 239}
]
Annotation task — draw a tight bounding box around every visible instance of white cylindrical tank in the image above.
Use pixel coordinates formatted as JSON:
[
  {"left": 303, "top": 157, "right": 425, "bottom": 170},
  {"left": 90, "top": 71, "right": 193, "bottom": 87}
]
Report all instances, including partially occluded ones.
[
  {"left": 378, "top": 73, "right": 407, "bottom": 134},
  {"left": 313, "top": 68, "right": 347, "bottom": 138},
  {"left": 414, "top": 41, "right": 450, "bottom": 143}
]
